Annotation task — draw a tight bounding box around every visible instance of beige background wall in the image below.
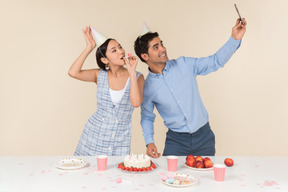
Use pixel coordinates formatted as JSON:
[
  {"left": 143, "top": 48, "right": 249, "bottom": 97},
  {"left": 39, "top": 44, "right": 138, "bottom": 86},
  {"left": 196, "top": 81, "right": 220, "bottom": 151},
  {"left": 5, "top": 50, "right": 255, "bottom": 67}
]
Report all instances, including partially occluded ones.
[{"left": 1, "top": 0, "right": 287, "bottom": 156}]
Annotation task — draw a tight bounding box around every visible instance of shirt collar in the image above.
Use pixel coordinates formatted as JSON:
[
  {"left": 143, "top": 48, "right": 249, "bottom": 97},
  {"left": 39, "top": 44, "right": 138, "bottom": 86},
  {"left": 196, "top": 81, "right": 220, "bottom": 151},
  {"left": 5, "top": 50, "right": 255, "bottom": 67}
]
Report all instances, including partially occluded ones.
[{"left": 147, "top": 61, "right": 171, "bottom": 78}]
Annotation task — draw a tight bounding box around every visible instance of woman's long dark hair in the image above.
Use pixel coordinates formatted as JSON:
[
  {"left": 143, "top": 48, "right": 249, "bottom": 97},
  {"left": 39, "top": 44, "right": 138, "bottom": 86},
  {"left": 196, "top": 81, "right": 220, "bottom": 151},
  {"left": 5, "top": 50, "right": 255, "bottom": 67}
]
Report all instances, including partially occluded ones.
[{"left": 96, "top": 38, "right": 114, "bottom": 70}]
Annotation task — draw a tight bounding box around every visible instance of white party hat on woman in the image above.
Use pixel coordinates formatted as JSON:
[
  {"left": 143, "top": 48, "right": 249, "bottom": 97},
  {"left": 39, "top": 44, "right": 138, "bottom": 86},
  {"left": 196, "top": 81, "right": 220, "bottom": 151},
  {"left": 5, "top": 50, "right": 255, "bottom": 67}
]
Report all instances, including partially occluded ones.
[
  {"left": 90, "top": 26, "right": 108, "bottom": 47},
  {"left": 141, "top": 22, "right": 151, "bottom": 35}
]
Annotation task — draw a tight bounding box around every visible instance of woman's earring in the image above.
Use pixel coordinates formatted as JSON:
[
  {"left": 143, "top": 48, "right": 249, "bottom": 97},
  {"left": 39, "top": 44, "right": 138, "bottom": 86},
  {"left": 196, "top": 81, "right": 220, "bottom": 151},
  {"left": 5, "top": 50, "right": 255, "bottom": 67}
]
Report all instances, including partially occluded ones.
[{"left": 105, "top": 64, "right": 109, "bottom": 70}]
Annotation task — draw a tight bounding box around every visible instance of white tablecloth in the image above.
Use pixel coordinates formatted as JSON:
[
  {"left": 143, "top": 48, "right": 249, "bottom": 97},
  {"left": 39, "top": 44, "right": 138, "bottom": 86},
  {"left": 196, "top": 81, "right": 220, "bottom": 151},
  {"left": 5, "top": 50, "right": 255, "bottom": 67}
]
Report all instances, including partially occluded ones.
[{"left": 0, "top": 156, "right": 287, "bottom": 192}]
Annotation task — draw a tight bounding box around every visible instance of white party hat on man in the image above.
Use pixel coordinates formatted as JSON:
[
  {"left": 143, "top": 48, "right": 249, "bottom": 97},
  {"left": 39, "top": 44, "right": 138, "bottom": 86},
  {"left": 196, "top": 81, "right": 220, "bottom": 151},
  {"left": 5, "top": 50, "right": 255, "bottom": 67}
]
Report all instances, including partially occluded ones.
[
  {"left": 90, "top": 26, "right": 108, "bottom": 47},
  {"left": 141, "top": 22, "right": 151, "bottom": 35}
]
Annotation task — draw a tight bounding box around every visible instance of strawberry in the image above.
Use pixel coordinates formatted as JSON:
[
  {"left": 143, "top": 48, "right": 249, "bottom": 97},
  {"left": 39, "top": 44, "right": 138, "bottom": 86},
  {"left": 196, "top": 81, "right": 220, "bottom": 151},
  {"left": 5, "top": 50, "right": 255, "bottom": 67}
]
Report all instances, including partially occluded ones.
[
  {"left": 146, "top": 167, "right": 152, "bottom": 171},
  {"left": 129, "top": 167, "right": 133, "bottom": 172},
  {"left": 121, "top": 166, "right": 125, "bottom": 170},
  {"left": 118, "top": 163, "right": 124, "bottom": 168},
  {"left": 151, "top": 162, "right": 156, "bottom": 169},
  {"left": 133, "top": 167, "right": 137, "bottom": 172},
  {"left": 138, "top": 168, "right": 142, "bottom": 172},
  {"left": 125, "top": 167, "right": 129, "bottom": 171},
  {"left": 142, "top": 168, "right": 146, "bottom": 172}
]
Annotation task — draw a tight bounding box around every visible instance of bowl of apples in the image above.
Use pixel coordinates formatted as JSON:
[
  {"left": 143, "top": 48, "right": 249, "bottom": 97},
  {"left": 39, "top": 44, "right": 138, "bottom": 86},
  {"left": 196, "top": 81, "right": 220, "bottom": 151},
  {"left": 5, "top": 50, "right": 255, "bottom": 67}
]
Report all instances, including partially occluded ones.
[{"left": 185, "top": 155, "right": 214, "bottom": 171}]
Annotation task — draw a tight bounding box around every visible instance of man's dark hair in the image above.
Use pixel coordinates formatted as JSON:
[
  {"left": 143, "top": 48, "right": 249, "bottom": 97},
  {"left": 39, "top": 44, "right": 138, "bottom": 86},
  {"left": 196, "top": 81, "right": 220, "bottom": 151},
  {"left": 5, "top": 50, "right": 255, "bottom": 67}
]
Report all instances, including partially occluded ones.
[
  {"left": 96, "top": 38, "right": 114, "bottom": 70},
  {"left": 134, "top": 32, "right": 159, "bottom": 63}
]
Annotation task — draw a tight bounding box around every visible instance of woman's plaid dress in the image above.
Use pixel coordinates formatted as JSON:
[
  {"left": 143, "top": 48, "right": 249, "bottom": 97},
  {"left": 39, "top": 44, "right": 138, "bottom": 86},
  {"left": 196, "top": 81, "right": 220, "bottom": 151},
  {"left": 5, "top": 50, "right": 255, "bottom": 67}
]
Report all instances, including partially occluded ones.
[{"left": 74, "top": 69, "right": 142, "bottom": 156}]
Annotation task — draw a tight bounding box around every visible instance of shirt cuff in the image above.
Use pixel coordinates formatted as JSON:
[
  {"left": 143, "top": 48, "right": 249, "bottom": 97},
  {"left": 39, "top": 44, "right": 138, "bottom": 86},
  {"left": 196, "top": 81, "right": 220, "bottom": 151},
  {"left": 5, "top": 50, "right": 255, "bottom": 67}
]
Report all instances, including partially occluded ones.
[
  {"left": 229, "top": 36, "right": 242, "bottom": 47},
  {"left": 144, "top": 134, "right": 154, "bottom": 146}
]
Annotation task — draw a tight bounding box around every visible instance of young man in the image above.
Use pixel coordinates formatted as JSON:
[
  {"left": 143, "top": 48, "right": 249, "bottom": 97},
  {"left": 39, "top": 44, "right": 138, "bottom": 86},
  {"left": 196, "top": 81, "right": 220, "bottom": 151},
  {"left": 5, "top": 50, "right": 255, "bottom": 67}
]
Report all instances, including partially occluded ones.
[{"left": 134, "top": 18, "right": 247, "bottom": 158}]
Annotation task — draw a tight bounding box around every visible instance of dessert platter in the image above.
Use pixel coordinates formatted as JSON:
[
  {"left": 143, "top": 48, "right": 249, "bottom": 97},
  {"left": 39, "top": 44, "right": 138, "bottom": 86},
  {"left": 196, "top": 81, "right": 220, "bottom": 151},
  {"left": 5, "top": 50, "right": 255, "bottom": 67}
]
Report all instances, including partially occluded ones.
[
  {"left": 161, "top": 173, "right": 199, "bottom": 187},
  {"left": 117, "top": 153, "right": 158, "bottom": 173},
  {"left": 55, "top": 157, "right": 87, "bottom": 170}
]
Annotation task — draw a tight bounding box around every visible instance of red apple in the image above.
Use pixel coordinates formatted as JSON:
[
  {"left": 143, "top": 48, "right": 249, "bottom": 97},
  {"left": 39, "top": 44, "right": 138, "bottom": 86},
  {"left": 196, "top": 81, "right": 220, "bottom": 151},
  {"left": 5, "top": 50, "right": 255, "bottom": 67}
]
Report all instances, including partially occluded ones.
[
  {"left": 195, "top": 156, "right": 203, "bottom": 162},
  {"left": 186, "top": 158, "right": 196, "bottom": 167},
  {"left": 186, "top": 154, "right": 195, "bottom": 161},
  {"left": 195, "top": 160, "right": 204, "bottom": 168},
  {"left": 224, "top": 158, "right": 234, "bottom": 167},
  {"left": 203, "top": 160, "right": 213, "bottom": 168},
  {"left": 203, "top": 157, "right": 211, "bottom": 162}
]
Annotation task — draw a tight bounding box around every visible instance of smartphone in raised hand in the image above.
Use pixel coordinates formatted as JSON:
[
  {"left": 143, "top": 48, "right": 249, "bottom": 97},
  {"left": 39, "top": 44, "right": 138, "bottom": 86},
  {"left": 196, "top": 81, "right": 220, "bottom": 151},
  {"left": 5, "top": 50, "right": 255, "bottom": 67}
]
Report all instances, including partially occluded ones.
[{"left": 234, "top": 4, "right": 244, "bottom": 25}]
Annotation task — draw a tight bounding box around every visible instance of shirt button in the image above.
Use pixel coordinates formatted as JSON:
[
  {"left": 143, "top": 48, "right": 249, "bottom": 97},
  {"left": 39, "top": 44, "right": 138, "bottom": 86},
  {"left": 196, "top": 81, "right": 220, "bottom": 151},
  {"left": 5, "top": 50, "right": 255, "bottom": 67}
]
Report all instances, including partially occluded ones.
[
  {"left": 171, "top": 88, "right": 173, "bottom": 91},
  {"left": 108, "top": 147, "right": 112, "bottom": 150},
  {"left": 112, "top": 135, "right": 115, "bottom": 138},
  {"left": 115, "top": 120, "right": 118, "bottom": 123},
  {"left": 184, "top": 113, "right": 187, "bottom": 116},
  {"left": 102, "top": 118, "right": 105, "bottom": 121}
]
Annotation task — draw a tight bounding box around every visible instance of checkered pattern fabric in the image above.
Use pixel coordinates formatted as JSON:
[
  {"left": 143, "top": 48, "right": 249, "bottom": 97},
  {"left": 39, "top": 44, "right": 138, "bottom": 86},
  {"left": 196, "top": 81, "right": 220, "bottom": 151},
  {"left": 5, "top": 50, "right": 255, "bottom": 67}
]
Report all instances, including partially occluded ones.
[{"left": 74, "top": 69, "right": 142, "bottom": 156}]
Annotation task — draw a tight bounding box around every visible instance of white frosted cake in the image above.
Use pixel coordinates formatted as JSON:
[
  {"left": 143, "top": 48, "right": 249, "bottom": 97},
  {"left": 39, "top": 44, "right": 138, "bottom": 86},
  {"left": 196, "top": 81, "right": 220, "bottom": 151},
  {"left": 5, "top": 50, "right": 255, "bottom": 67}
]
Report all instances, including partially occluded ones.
[{"left": 123, "top": 154, "right": 151, "bottom": 168}]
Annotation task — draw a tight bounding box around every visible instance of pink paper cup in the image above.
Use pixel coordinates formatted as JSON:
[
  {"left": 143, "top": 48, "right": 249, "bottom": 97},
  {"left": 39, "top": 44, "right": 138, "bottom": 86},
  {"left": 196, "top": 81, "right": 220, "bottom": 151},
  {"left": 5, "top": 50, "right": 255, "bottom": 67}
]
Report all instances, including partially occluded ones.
[
  {"left": 214, "top": 164, "right": 226, "bottom": 181},
  {"left": 167, "top": 156, "right": 178, "bottom": 172},
  {"left": 97, "top": 155, "right": 108, "bottom": 171}
]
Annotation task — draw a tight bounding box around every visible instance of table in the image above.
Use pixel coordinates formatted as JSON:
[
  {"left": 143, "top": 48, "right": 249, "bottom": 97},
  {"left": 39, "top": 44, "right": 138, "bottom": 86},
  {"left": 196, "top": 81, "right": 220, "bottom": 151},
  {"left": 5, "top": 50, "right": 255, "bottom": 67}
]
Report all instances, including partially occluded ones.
[{"left": 0, "top": 156, "right": 287, "bottom": 192}]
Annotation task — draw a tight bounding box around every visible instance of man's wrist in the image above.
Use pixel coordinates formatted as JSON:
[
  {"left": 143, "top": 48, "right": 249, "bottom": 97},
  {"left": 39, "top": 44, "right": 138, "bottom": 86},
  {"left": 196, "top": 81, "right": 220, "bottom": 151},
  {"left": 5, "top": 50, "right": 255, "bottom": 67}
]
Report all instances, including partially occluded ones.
[{"left": 146, "top": 142, "right": 154, "bottom": 147}]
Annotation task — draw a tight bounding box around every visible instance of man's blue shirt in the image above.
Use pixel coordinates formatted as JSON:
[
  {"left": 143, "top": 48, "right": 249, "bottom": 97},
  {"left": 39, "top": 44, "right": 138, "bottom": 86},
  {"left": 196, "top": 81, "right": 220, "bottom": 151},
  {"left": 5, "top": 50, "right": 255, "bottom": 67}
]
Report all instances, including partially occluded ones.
[{"left": 141, "top": 36, "right": 241, "bottom": 145}]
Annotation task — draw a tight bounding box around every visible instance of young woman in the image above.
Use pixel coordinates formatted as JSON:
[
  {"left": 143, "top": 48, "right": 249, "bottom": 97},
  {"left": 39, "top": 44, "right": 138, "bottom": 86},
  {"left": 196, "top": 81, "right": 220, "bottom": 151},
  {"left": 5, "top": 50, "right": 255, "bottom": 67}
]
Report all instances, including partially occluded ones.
[{"left": 69, "top": 26, "right": 144, "bottom": 156}]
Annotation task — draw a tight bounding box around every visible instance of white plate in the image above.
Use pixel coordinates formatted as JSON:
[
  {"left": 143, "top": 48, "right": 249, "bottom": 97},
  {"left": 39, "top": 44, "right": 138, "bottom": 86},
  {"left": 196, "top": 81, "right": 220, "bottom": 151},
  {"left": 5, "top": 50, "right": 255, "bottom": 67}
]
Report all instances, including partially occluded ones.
[
  {"left": 55, "top": 158, "right": 87, "bottom": 170},
  {"left": 161, "top": 173, "right": 199, "bottom": 187},
  {"left": 116, "top": 162, "right": 159, "bottom": 174},
  {"left": 184, "top": 163, "right": 213, "bottom": 171}
]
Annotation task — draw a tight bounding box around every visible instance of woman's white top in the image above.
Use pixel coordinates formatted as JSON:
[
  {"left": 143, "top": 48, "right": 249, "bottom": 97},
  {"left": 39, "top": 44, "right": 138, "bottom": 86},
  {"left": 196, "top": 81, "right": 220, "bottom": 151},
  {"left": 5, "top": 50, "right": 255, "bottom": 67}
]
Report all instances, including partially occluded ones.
[{"left": 109, "top": 77, "right": 130, "bottom": 106}]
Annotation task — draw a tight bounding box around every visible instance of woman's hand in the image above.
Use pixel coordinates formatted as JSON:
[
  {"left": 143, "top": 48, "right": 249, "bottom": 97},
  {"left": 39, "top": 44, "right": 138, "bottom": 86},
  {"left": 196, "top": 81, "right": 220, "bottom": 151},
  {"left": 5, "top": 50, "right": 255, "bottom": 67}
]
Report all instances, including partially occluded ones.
[
  {"left": 82, "top": 26, "right": 96, "bottom": 51},
  {"left": 68, "top": 26, "right": 99, "bottom": 83},
  {"left": 125, "top": 56, "right": 138, "bottom": 75}
]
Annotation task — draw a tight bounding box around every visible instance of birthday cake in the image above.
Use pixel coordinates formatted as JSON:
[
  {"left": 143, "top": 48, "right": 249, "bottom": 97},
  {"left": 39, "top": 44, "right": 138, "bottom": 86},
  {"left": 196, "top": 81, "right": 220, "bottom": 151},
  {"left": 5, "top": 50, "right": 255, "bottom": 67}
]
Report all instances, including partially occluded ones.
[
  {"left": 118, "top": 153, "right": 157, "bottom": 172},
  {"left": 124, "top": 154, "right": 150, "bottom": 168}
]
